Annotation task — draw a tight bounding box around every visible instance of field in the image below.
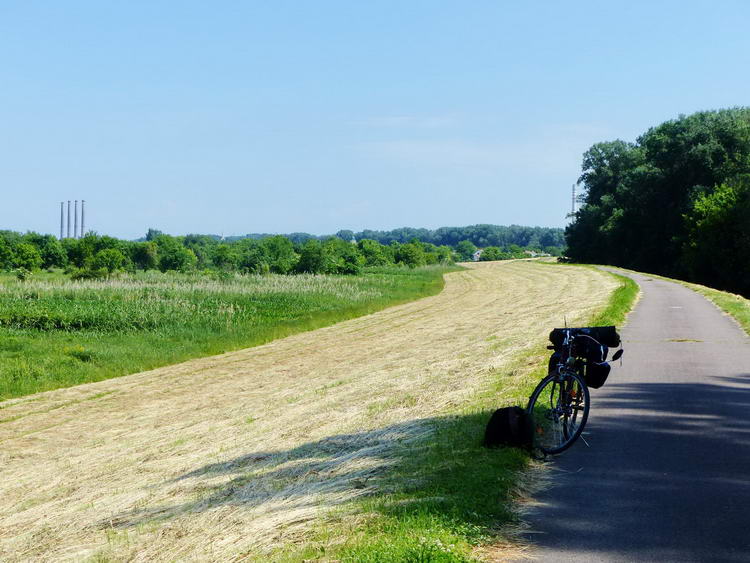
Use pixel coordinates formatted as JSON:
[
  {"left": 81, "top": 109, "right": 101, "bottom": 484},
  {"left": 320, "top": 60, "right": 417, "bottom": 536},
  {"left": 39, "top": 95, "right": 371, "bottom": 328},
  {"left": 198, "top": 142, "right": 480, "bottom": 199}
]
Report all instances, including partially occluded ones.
[
  {"left": 0, "top": 267, "right": 451, "bottom": 399},
  {"left": 0, "top": 261, "right": 623, "bottom": 561}
]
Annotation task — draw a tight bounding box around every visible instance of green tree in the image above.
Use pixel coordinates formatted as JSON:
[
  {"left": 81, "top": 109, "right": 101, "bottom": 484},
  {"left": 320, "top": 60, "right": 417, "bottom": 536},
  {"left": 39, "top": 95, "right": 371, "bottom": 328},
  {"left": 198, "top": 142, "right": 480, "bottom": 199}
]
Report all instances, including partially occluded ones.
[
  {"left": 261, "top": 236, "right": 298, "bottom": 274},
  {"left": 394, "top": 242, "right": 425, "bottom": 268},
  {"left": 62, "top": 238, "right": 92, "bottom": 268},
  {"left": 0, "top": 238, "right": 16, "bottom": 270},
  {"left": 357, "top": 239, "right": 389, "bottom": 266},
  {"left": 39, "top": 237, "right": 67, "bottom": 269},
  {"left": 183, "top": 234, "right": 218, "bottom": 269},
  {"left": 567, "top": 108, "right": 750, "bottom": 291},
  {"left": 455, "top": 240, "right": 477, "bottom": 261},
  {"left": 13, "top": 243, "right": 43, "bottom": 270},
  {"left": 145, "top": 228, "right": 163, "bottom": 241},
  {"left": 155, "top": 235, "right": 197, "bottom": 272},
  {"left": 436, "top": 245, "right": 453, "bottom": 264},
  {"left": 479, "top": 246, "right": 505, "bottom": 261},
  {"left": 296, "top": 240, "right": 327, "bottom": 273},
  {"left": 323, "top": 237, "right": 364, "bottom": 275},
  {"left": 235, "top": 239, "right": 270, "bottom": 274},
  {"left": 92, "top": 248, "right": 129, "bottom": 273},
  {"left": 131, "top": 242, "right": 159, "bottom": 270},
  {"left": 212, "top": 244, "right": 239, "bottom": 271},
  {"left": 684, "top": 176, "right": 750, "bottom": 295}
]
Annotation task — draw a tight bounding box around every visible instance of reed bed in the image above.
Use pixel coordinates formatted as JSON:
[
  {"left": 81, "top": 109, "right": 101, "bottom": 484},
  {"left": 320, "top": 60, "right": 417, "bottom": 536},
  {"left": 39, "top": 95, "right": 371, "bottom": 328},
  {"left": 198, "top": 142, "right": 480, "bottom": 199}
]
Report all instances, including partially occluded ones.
[{"left": 0, "top": 267, "right": 450, "bottom": 399}]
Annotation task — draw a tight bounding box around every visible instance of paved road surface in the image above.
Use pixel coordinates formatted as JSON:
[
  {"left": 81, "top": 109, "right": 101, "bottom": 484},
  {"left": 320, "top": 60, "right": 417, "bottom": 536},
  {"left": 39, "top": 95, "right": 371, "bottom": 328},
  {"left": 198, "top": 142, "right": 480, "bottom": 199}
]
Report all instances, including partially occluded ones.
[{"left": 521, "top": 270, "right": 750, "bottom": 562}]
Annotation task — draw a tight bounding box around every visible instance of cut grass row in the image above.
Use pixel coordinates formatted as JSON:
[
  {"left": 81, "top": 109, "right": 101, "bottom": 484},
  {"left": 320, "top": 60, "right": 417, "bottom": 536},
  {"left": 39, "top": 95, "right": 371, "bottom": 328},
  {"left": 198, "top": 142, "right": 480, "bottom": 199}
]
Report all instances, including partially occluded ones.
[
  {"left": 0, "top": 266, "right": 456, "bottom": 400},
  {"left": 273, "top": 267, "right": 640, "bottom": 562}
]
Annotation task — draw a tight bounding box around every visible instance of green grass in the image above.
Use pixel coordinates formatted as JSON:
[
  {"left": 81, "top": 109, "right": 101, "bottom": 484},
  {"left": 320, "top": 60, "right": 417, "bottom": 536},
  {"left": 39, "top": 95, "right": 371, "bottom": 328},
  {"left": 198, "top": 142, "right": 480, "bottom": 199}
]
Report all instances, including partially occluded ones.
[
  {"left": 273, "top": 266, "right": 639, "bottom": 562},
  {"left": 588, "top": 271, "right": 640, "bottom": 326},
  {"left": 0, "top": 266, "right": 457, "bottom": 400},
  {"left": 686, "top": 283, "right": 750, "bottom": 335}
]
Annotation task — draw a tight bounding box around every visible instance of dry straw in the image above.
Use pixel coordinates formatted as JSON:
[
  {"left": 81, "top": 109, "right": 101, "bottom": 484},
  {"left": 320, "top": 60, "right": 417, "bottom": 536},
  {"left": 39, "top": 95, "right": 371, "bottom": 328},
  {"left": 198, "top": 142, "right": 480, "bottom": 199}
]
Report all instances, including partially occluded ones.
[{"left": 0, "top": 261, "right": 617, "bottom": 561}]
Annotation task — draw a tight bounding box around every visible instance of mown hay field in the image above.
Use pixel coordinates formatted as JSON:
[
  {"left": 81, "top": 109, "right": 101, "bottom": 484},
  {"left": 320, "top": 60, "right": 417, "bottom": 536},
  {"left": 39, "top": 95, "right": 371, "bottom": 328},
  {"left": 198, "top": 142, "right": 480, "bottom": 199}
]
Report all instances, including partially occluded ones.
[{"left": 0, "top": 261, "right": 619, "bottom": 561}]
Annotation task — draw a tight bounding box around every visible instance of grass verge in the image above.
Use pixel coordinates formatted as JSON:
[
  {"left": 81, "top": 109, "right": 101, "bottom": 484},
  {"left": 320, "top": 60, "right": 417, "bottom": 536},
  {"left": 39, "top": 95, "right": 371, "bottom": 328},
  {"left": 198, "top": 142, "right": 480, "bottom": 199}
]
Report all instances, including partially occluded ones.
[
  {"left": 0, "top": 266, "right": 458, "bottom": 400},
  {"left": 685, "top": 283, "right": 750, "bottom": 335},
  {"left": 272, "top": 267, "right": 639, "bottom": 562}
]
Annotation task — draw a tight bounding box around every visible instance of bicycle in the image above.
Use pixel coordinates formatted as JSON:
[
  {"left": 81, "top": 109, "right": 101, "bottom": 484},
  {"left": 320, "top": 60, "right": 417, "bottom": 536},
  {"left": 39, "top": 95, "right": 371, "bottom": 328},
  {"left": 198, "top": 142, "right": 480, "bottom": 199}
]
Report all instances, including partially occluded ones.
[{"left": 527, "top": 326, "right": 623, "bottom": 455}]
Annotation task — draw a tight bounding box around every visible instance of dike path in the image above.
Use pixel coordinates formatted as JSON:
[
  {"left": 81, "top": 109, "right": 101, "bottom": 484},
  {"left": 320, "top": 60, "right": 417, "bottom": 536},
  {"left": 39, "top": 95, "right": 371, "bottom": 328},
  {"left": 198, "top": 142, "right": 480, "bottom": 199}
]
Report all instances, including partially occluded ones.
[{"left": 521, "top": 270, "right": 750, "bottom": 562}]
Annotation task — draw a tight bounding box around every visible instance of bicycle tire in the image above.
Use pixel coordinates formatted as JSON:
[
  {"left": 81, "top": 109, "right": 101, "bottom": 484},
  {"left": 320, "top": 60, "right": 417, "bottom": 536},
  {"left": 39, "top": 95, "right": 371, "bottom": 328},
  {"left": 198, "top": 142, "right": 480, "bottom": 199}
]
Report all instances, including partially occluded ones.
[{"left": 527, "top": 371, "right": 590, "bottom": 455}]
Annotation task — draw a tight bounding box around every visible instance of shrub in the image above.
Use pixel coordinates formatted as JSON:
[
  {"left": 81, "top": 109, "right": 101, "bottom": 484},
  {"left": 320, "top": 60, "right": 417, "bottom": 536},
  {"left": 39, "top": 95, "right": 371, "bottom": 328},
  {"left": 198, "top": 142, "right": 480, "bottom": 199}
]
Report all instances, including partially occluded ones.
[
  {"left": 70, "top": 267, "right": 109, "bottom": 280},
  {"left": 13, "top": 243, "right": 43, "bottom": 271},
  {"left": 92, "top": 248, "right": 129, "bottom": 273},
  {"left": 14, "top": 267, "right": 31, "bottom": 281}
]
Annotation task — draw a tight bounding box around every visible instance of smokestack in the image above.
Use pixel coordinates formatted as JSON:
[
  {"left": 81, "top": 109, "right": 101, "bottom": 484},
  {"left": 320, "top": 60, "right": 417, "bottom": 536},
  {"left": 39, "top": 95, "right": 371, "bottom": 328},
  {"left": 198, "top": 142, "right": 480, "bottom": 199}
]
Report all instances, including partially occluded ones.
[
  {"left": 81, "top": 200, "right": 85, "bottom": 238},
  {"left": 67, "top": 201, "right": 71, "bottom": 238},
  {"left": 60, "top": 202, "right": 64, "bottom": 240},
  {"left": 74, "top": 200, "right": 78, "bottom": 239}
]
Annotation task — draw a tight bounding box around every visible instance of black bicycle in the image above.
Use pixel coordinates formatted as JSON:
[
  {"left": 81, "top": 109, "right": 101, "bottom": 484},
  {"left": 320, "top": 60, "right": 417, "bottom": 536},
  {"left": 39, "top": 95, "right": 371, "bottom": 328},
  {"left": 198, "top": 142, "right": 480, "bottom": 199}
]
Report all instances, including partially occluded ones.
[{"left": 527, "top": 326, "right": 623, "bottom": 454}]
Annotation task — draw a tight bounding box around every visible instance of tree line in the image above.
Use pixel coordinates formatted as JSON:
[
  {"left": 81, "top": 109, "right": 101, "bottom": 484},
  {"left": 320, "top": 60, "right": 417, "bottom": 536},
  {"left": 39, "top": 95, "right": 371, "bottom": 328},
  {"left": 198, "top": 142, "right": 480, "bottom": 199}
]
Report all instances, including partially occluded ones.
[
  {"left": 566, "top": 108, "right": 750, "bottom": 296},
  {"left": 205, "top": 224, "right": 565, "bottom": 253},
  {"left": 0, "top": 230, "right": 458, "bottom": 278},
  {"left": 0, "top": 222, "right": 564, "bottom": 279}
]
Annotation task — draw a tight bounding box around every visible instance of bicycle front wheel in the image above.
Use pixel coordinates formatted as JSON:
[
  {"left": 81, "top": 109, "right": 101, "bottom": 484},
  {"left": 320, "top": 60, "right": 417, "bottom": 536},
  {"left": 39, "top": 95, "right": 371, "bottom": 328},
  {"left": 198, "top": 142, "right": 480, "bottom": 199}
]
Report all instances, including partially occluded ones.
[{"left": 527, "top": 371, "right": 590, "bottom": 455}]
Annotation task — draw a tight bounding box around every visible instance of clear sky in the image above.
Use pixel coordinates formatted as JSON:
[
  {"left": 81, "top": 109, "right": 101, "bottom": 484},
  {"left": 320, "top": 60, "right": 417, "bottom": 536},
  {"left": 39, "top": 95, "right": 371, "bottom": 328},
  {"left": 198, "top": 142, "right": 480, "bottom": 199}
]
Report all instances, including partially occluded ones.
[{"left": 2, "top": 1, "right": 749, "bottom": 239}]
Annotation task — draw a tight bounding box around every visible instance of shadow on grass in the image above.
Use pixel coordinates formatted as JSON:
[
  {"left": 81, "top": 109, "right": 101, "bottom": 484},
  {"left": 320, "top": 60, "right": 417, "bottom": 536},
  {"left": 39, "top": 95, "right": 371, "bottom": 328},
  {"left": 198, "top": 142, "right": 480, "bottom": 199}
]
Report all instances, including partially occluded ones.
[{"left": 102, "top": 411, "right": 531, "bottom": 560}]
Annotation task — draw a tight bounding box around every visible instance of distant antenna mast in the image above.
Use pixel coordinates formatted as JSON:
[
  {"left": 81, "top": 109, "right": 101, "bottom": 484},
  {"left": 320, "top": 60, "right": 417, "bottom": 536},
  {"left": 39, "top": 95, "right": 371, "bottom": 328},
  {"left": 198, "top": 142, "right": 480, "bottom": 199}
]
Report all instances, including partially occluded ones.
[{"left": 571, "top": 184, "right": 577, "bottom": 215}]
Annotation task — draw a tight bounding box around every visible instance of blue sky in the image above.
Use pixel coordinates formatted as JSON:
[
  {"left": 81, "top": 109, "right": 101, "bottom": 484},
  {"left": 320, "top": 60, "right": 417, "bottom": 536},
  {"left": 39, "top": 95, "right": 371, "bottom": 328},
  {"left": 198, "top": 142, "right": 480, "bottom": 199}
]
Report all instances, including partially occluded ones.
[{"left": 2, "top": 1, "right": 749, "bottom": 239}]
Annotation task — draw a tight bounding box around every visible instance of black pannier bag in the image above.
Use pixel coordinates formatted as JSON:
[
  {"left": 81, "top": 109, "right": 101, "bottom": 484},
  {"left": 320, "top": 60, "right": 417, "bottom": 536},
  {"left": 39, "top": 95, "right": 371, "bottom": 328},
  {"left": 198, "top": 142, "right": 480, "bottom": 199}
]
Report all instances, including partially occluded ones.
[
  {"left": 483, "top": 406, "right": 533, "bottom": 450},
  {"left": 577, "top": 334, "right": 612, "bottom": 388},
  {"left": 548, "top": 326, "right": 620, "bottom": 389},
  {"left": 586, "top": 361, "right": 611, "bottom": 389},
  {"left": 548, "top": 351, "right": 561, "bottom": 373},
  {"left": 548, "top": 326, "right": 621, "bottom": 351}
]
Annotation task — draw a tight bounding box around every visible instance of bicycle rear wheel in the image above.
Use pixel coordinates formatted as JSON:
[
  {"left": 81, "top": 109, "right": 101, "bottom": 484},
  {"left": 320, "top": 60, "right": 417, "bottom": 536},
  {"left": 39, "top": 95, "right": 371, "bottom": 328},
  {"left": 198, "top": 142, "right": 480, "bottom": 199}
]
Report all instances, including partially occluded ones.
[{"left": 527, "top": 371, "right": 590, "bottom": 454}]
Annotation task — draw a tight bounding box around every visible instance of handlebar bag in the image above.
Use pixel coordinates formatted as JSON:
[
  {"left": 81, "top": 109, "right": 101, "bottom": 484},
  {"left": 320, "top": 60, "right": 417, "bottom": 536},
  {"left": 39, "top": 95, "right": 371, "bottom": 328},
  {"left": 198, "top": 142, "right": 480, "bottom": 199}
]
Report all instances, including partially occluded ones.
[{"left": 549, "top": 326, "right": 621, "bottom": 350}]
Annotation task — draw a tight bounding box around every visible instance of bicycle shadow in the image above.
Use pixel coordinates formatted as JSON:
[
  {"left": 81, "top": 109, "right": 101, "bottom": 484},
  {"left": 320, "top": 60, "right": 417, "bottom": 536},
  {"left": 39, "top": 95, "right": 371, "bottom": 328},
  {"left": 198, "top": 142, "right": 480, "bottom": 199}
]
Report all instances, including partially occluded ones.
[{"left": 522, "top": 372, "right": 750, "bottom": 562}]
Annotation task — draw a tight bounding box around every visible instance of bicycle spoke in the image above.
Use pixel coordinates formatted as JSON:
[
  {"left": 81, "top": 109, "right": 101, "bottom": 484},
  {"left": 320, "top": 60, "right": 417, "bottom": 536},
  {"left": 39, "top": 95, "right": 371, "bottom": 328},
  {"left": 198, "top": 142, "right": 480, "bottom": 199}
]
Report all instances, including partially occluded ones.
[{"left": 528, "top": 372, "right": 590, "bottom": 454}]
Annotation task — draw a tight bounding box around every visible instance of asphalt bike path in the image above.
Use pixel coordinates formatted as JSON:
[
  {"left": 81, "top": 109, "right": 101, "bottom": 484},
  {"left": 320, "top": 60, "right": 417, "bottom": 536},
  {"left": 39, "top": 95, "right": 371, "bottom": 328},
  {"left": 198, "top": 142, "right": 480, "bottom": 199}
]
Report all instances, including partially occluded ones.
[{"left": 520, "top": 270, "right": 750, "bottom": 562}]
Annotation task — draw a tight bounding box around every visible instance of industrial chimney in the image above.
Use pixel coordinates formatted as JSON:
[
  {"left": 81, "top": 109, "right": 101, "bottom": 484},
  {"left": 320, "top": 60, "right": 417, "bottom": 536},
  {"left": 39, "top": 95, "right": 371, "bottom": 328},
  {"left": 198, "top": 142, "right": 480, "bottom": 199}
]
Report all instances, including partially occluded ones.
[
  {"left": 67, "top": 201, "right": 71, "bottom": 238},
  {"left": 74, "top": 200, "right": 78, "bottom": 239},
  {"left": 60, "top": 202, "right": 64, "bottom": 240},
  {"left": 81, "top": 200, "right": 85, "bottom": 238}
]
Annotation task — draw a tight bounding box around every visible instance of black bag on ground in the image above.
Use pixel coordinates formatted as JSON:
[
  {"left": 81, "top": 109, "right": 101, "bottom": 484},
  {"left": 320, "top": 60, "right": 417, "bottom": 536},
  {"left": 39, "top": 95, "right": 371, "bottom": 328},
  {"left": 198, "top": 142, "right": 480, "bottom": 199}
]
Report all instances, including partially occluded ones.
[{"left": 483, "top": 406, "right": 533, "bottom": 449}]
